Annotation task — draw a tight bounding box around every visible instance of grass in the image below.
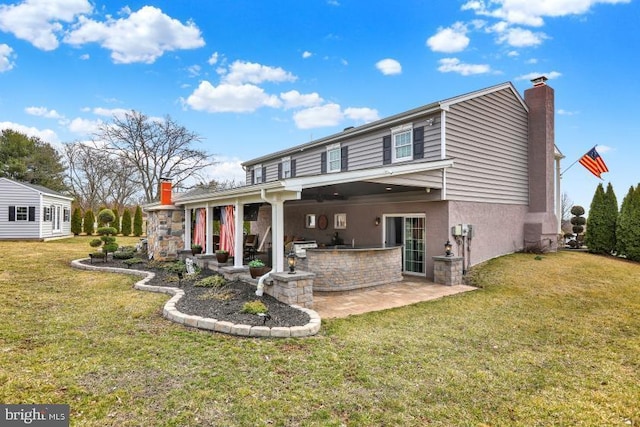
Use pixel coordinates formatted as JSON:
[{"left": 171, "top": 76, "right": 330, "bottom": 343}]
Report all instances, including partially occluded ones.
[{"left": 1, "top": 237, "right": 639, "bottom": 426}]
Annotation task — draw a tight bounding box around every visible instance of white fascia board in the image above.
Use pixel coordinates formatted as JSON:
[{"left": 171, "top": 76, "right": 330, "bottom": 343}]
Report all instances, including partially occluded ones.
[
  {"left": 284, "top": 159, "right": 454, "bottom": 190},
  {"left": 176, "top": 182, "right": 301, "bottom": 208}
]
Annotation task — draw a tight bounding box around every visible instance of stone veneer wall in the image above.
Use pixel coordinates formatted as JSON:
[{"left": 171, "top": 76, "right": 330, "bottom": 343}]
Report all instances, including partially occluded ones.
[
  {"left": 298, "top": 246, "right": 403, "bottom": 292},
  {"left": 264, "top": 271, "right": 315, "bottom": 309},
  {"left": 146, "top": 207, "right": 185, "bottom": 261},
  {"left": 432, "top": 256, "right": 463, "bottom": 286}
]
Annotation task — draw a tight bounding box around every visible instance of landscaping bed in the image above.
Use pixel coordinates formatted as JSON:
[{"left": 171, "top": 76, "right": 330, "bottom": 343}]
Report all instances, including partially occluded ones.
[{"left": 78, "top": 258, "right": 310, "bottom": 328}]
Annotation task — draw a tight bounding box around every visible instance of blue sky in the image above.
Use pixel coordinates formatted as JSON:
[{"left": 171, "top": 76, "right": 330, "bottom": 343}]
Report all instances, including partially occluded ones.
[{"left": 1, "top": 0, "right": 638, "bottom": 212}]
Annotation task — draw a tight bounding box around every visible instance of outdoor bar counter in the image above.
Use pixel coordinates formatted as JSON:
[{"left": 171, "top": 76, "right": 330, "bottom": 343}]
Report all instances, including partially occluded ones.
[{"left": 298, "top": 245, "right": 403, "bottom": 292}]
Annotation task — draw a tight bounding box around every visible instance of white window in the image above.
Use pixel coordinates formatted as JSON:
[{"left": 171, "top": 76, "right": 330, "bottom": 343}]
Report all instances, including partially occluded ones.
[
  {"left": 53, "top": 205, "right": 61, "bottom": 232},
  {"left": 281, "top": 157, "right": 291, "bottom": 178},
  {"left": 16, "top": 206, "right": 28, "bottom": 221},
  {"left": 327, "top": 144, "right": 341, "bottom": 173},
  {"left": 392, "top": 124, "right": 413, "bottom": 162},
  {"left": 254, "top": 164, "right": 262, "bottom": 184}
]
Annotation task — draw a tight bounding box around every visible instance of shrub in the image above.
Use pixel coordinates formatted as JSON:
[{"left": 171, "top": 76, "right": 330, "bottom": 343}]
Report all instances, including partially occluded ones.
[
  {"left": 122, "top": 257, "right": 144, "bottom": 268},
  {"left": 83, "top": 210, "right": 95, "bottom": 235},
  {"left": 71, "top": 208, "right": 83, "bottom": 235},
  {"left": 121, "top": 209, "right": 132, "bottom": 236},
  {"left": 103, "top": 242, "right": 119, "bottom": 254},
  {"left": 113, "top": 251, "right": 135, "bottom": 260},
  {"left": 89, "top": 238, "right": 102, "bottom": 248},
  {"left": 242, "top": 300, "right": 268, "bottom": 315},
  {"left": 195, "top": 275, "right": 227, "bottom": 288},
  {"left": 112, "top": 209, "right": 120, "bottom": 234},
  {"left": 97, "top": 226, "right": 118, "bottom": 236},
  {"left": 133, "top": 205, "right": 143, "bottom": 237},
  {"left": 585, "top": 183, "right": 618, "bottom": 254},
  {"left": 97, "top": 208, "right": 115, "bottom": 226}
]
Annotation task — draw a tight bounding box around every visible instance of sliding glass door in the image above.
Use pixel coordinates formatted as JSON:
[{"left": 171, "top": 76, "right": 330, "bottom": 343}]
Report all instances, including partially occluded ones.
[{"left": 384, "top": 215, "right": 426, "bottom": 275}]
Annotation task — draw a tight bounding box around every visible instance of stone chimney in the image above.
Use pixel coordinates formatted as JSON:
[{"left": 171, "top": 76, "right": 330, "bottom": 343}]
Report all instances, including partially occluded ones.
[{"left": 523, "top": 76, "right": 558, "bottom": 251}]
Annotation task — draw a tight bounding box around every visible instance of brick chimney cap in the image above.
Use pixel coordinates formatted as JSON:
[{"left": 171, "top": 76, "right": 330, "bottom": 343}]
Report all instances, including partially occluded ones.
[{"left": 531, "top": 76, "right": 548, "bottom": 87}]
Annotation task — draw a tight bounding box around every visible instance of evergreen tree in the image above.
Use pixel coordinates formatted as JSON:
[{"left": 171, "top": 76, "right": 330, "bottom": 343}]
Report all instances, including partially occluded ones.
[
  {"left": 71, "top": 207, "right": 83, "bottom": 236},
  {"left": 121, "top": 209, "right": 132, "bottom": 236},
  {"left": 112, "top": 208, "right": 120, "bottom": 235},
  {"left": 570, "top": 205, "right": 586, "bottom": 247},
  {"left": 604, "top": 183, "right": 619, "bottom": 253},
  {"left": 617, "top": 185, "right": 640, "bottom": 261},
  {"left": 133, "top": 205, "right": 143, "bottom": 237},
  {"left": 585, "top": 184, "right": 608, "bottom": 253},
  {"left": 616, "top": 186, "right": 634, "bottom": 256},
  {"left": 83, "top": 210, "right": 95, "bottom": 235}
]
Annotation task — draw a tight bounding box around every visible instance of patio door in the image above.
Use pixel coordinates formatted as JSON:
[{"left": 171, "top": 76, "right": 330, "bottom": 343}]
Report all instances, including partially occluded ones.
[{"left": 384, "top": 215, "right": 426, "bottom": 275}]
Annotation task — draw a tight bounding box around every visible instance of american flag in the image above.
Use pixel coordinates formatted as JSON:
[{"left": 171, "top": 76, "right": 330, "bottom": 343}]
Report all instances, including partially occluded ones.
[{"left": 579, "top": 146, "right": 609, "bottom": 179}]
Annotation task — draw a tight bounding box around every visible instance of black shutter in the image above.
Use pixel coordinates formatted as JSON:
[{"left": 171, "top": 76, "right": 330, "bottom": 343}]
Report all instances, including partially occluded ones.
[
  {"left": 291, "top": 159, "right": 296, "bottom": 178},
  {"left": 320, "top": 152, "right": 327, "bottom": 174},
  {"left": 251, "top": 169, "right": 255, "bottom": 184},
  {"left": 278, "top": 163, "right": 283, "bottom": 180},
  {"left": 28, "top": 206, "right": 36, "bottom": 222},
  {"left": 382, "top": 136, "right": 392, "bottom": 165},
  {"left": 341, "top": 146, "right": 348, "bottom": 172},
  {"left": 261, "top": 166, "right": 267, "bottom": 183},
  {"left": 413, "top": 126, "right": 424, "bottom": 160},
  {"left": 8, "top": 206, "right": 15, "bottom": 222}
]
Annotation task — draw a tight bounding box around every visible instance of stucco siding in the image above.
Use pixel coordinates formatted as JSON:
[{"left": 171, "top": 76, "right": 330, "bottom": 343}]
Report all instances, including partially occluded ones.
[{"left": 445, "top": 88, "right": 529, "bottom": 204}]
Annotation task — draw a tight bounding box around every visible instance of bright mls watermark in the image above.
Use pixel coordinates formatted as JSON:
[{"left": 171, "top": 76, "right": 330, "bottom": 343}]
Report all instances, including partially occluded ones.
[{"left": 1, "top": 404, "right": 69, "bottom": 426}]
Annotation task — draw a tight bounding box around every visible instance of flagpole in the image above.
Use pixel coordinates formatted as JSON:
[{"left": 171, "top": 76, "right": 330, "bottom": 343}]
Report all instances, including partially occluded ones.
[{"left": 560, "top": 145, "right": 597, "bottom": 176}]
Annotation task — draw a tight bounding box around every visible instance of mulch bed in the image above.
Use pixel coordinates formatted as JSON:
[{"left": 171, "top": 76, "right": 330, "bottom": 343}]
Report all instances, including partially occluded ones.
[{"left": 79, "top": 258, "right": 311, "bottom": 328}]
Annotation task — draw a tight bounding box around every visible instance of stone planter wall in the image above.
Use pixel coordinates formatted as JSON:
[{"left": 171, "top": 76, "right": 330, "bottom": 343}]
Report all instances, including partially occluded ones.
[
  {"left": 264, "top": 271, "right": 315, "bottom": 309},
  {"left": 146, "top": 206, "right": 184, "bottom": 261}
]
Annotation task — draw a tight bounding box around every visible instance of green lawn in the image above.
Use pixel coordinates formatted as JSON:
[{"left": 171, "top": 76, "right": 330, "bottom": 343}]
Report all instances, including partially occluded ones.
[{"left": 1, "top": 237, "right": 639, "bottom": 426}]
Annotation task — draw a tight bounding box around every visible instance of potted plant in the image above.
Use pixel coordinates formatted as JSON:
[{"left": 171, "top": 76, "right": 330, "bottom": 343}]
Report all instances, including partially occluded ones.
[
  {"left": 191, "top": 244, "right": 203, "bottom": 255},
  {"left": 215, "top": 249, "right": 229, "bottom": 263},
  {"left": 248, "top": 259, "right": 269, "bottom": 279}
]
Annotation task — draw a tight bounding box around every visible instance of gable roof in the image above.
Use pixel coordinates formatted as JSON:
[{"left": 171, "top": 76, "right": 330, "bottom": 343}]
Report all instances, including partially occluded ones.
[
  {"left": 243, "top": 81, "right": 524, "bottom": 167},
  {"left": 0, "top": 177, "right": 73, "bottom": 201}
]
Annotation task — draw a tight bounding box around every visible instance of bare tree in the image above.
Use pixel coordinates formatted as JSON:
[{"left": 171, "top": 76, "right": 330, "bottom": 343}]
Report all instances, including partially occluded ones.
[
  {"left": 96, "top": 111, "right": 215, "bottom": 203},
  {"left": 561, "top": 192, "right": 574, "bottom": 221},
  {"left": 64, "top": 141, "right": 139, "bottom": 212}
]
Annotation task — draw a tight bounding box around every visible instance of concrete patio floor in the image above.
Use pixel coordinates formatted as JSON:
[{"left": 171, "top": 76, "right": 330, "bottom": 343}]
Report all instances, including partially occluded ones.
[{"left": 312, "top": 276, "right": 477, "bottom": 318}]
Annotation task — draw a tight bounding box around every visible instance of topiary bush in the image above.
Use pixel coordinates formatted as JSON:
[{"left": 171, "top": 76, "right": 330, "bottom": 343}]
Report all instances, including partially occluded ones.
[
  {"left": 121, "top": 209, "right": 132, "bottom": 236},
  {"left": 71, "top": 207, "right": 83, "bottom": 235},
  {"left": 83, "top": 210, "right": 95, "bottom": 235},
  {"left": 133, "top": 205, "right": 143, "bottom": 237}
]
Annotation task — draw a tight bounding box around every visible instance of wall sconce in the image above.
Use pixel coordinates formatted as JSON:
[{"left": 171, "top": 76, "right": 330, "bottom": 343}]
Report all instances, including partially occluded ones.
[
  {"left": 445, "top": 240, "right": 452, "bottom": 256},
  {"left": 287, "top": 250, "right": 297, "bottom": 274},
  {"left": 375, "top": 217, "right": 381, "bottom": 226}
]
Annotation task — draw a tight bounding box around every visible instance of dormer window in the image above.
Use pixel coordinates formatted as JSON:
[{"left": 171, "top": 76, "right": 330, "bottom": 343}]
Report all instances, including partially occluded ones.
[{"left": 392, "top": 124, "right": 413, "bottom": 162}]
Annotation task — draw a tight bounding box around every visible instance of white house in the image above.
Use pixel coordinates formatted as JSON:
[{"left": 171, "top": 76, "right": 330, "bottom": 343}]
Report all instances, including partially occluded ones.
[{"left": 0, "top": 177, "right": 74, "bottom": 240}]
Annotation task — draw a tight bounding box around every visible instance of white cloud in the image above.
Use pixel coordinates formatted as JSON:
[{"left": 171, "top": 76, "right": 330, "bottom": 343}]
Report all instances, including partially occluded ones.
[
  {"left": 204, "top": 156, "right": 246, "bottom": 185},
  {"left": 427, "top": 22, "right": 470, "bottom": 53},
  {"left": 0, "top": 0, "right": 92, "bottom": 51},
  {"left": 557, "top": 109, "right": 579, "bottom": 116},
  {"left": 462, "top": 0, "right": 631, "bottom": 27},
  {"left": 515, "top": 71, "right": 562, "bottom": 81},
  {"left": 187, "top": 64, "right": 201, "bottom": 77},
  {"left": 0, "top": 43, "right": 15, "bottom": 72},
  {"left": 208, "top": 52, "right": 219, "bottom": 65},
  {"left": 91, "top": 107, "right": 130, "bottom": 118},
  {"left": 526, "top": 58, "right": 538, "bottom": 64},
  {"left": 293, "top": 103, "right": 343, "bottom": 129},
  {"left": 595, "top": 144, "right": 612, "bottom": 153},
  {"left": 496, "top": 26, "right": 547, "bottom": 47},
  {"left": 221, "top": 60, "right": 297, "bottom": 85},
  {"left": 0, "top": 121, "right": 59, "bottom": 143},
  {"left": 437, "top": 58, "right": 491, "bottom": 75},
  {"left": 280, "top": 90, "right": 324, "bottom": 109},
  {"left": 344, "top": 107, "right": 379, "bottom": 123},
  {"left": 302, "top": 51, "right": 313, "bottom": 59},
  {"left": 64, "top": 6, "right": 205, "bottom": 64},
  {"left": 25, "top": 106, "right": 63, "bottom": 119},
  {"left": 375, "top": 58, "right": 402, "bottom": 75},
  {"left": 185, "top": 81, "right": 282, "bottom": 113},
  {"left": 68, "top": 117, "right": 102, "bottom": 135}
]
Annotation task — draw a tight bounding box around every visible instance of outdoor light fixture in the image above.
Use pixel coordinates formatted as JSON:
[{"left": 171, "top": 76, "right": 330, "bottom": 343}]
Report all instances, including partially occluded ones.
[
  {"left": 375, "top": 217, "right": 381, "bottom": 226},
  {"left": 287, "top": 250, "right": 297, "bottom": 274},
  {"left": 445, "top": 240, "right": 453, "bottom": 256}
]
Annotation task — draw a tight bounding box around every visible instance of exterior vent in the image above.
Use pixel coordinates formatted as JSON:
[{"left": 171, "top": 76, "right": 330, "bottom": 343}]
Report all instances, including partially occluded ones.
[{"left": 531, "top": 76, "right": 548, "bottom": 87}]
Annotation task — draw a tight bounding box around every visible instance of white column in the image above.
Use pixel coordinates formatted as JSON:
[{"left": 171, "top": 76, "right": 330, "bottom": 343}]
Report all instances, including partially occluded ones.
[
  {"left": 234, "top": 201, "right": 244, "bottom": 268},
  {"left": 556, "top": 156, "right": 562, "bottom": 235},
  {"left": 184, "top": 207, "right": 192, "bottom": 251},
  {"left": 271, "top": 199, "right": 285, "bottom": 272},
  {"left": 205, "top": 203, "right": 214, "bottom": 255}
]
